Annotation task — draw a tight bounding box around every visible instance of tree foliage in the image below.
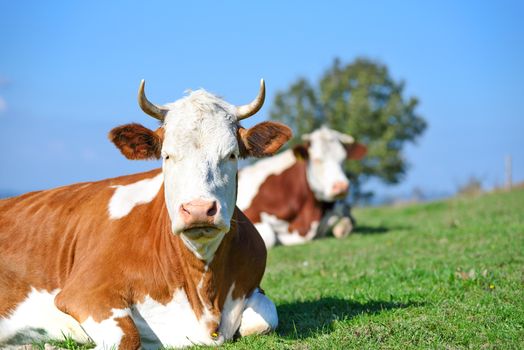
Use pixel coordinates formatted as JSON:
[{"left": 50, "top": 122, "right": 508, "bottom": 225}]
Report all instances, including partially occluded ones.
[{"left": 270, "top": 58, "right": 427, "bottom": 202}]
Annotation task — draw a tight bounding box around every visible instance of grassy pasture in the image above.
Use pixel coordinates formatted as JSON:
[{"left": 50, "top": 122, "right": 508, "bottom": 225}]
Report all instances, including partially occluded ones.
[{"left": 37, "top": 188, "right": 524, "bottom": 349}]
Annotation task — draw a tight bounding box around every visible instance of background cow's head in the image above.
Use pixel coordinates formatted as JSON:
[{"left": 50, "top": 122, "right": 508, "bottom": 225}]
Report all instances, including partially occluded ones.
[
  {"left": 109, "top": 80, "right": 291, "bottom": 259},
  {"left": 293, "top": 126, "right": 367, "bottom": 202}
]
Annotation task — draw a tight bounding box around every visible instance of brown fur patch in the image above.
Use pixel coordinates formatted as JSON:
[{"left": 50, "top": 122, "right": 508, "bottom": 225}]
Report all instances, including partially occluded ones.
[
  {"left": 0, "top": 257, "right": 31, "bottom": 317},
  {"left": 109, "top": 123, "right": 163, "bottom": 160},
  {"left": 116, "top": 316, "right": 141, "bottom": 350},
  {"left": 243, "top": 160, "right": 323, "bottom": 236},
  {"left": 238, "top": 122, "right": 292, "bottom": 158}
]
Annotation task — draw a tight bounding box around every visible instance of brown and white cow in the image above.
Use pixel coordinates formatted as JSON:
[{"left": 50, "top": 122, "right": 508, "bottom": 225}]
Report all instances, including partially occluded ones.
[
  {"left": 0, "top": 80, "right": 291, "bottom": 349},
  {"left": 237, "top": 126, "right": 366, "bottom": 248}
]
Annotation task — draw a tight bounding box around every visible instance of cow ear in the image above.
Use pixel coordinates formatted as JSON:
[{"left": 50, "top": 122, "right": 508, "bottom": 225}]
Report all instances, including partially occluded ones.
[
  {"left": 292, "top": 144, "right": 309, "bottom": 161},
  {"left": 238, "top": 121, "right": 292, "bottom": 158},
  {"left": 346, "top": 142, "right": 367, "bottom": 160},
  {"left": 109, "top": 123, "right": 163, "bottom": 160}
]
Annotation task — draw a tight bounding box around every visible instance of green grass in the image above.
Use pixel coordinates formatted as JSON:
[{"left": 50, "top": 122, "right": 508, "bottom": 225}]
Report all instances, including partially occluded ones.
[
  {"left": 49, "top": 189, "right": 524, "bottom": 349},
  {"left": 32, "top": 334, "right": 95, "bottom": 350}
]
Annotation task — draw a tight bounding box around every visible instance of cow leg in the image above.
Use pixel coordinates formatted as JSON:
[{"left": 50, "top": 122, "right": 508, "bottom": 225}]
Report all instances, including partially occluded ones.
[
  {"left": 0, "top": 259, "right": 30, "bottom": 343},
  {"left": 80, "top": 312, "right": 140, "bottom": 350},
  {"left": 55, "top": 289, "right": 141, "bottom": 350},
  {"left": 329, "top": 202, "right": 355, "bottom": 238},
  {"left": 0, "top": 259, "right": 88, "bottom": 345},
  {"left": 238, "top": 289, "right": 278, "bottom": 337}
]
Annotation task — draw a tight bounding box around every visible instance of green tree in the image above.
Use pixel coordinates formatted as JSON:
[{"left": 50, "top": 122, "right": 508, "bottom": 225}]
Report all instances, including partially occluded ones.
[{"left": 270, "top": 58, "right": 427, "bottom": 202}]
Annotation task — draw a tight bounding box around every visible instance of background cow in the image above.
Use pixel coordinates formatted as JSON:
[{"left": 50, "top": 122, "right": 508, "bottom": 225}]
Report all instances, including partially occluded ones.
[
  {"left": 237, "top": 126, "right": 367, "bottom": 248},
  {"left": 0, "top": 80, "right": 291, "bottom": 349}
]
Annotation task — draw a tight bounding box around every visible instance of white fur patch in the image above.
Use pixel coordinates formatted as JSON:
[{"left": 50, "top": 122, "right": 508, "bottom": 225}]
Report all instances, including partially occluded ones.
[
  {"left": 180, "top": 231, "right": 226, "bottom": 262},
  {"left": 0, "top": 288, "right": 89, "bottom": 345},
  {"left": 108, "top": 173, "right": 163, "bottom": 219},
  {"left": 239, "top": 289, "right": 278, "bottom": 337},
  {"left": 254, "top": 222, "right": 277, "bottom": 249},
  {"left": 82, "top": 308, "right": 130, "bottom": 349},
  {"left": 277, "top": 221, "right": 318, "bottom": 245},
  {"left": 259, "top": 212, "right": 318, "bottom": 246},
  {"left": 237, "top": 150, "right": 296, "bottom": 210},
  {"left": 131, "top": 289, "right": 221, "bottom": 349},
  {"left": 218, "top": 283, "right": 245, "bottom": 340}
]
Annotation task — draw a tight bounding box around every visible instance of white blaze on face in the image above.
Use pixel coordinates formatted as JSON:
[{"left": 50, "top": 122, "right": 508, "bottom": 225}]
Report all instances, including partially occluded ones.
[
  {"left": 160, "top": 90, "right": 240, "bottom": 237},
  {"left": 304, "top": 126, "right": 352, "bottom": 202}
]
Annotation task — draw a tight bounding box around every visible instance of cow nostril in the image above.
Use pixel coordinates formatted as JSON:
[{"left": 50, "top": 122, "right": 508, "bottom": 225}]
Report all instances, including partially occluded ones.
[
  {"left": 207, "top": 201, "right": 218, "bottom": 217},
  {"left": 181, "top": 204, "right": 191, "bottom": 215}
]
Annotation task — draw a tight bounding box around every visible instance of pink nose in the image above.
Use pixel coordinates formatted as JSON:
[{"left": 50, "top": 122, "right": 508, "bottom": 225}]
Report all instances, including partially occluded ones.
[
  {"left": 332, "top": 181, "right": 349, "bottom": 196},
  {"left": 179, "top": 199, "right": 219, "bottom": 227}
]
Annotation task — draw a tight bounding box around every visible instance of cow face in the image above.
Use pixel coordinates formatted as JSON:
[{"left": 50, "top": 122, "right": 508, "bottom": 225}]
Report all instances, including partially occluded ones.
[
  {"left": 293, "top": 126, "right": 367, "bottom": 202},
  {"left": 110, "top": 80, "right": 291, "bottom": 259}
]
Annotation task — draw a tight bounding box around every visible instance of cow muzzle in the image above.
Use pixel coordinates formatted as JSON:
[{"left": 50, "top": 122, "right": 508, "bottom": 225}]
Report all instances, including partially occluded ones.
[
  {"left": 331, "top": 181, "right": 349, "bottom": 199},
  {"left": 177, "top": 199, "right": 227, "bottom": 238}
]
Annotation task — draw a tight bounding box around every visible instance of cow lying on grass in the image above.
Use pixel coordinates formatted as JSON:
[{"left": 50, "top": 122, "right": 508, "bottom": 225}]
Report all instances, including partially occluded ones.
[
  {"left": 237, "top": 126, "right": 366, "bottom": 248},
  {"left": 0, "top": 80, "right": 291, "bottom": 349}
]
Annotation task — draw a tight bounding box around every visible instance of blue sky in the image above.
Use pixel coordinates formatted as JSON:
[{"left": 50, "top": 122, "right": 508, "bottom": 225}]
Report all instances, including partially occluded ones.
[{"left": 1, "top": 0, "right": 523, "bottom": 199}]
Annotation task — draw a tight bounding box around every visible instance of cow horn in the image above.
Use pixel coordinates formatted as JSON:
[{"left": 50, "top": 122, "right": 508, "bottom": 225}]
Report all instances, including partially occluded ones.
[
  {"left": 138, "top": 80, "right": 169, "bottom": 121},
  {"left": 236, "top": 79, "right": 266, "bottom": 121}
]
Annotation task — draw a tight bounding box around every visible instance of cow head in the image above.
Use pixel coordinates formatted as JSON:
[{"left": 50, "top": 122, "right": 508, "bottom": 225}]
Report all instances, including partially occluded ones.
[
  {"left": 293, "top": 126, "right": 367, "bottom": 202},
  {"left": 109, "top": 80, "right": 291, "bottom": 259}
]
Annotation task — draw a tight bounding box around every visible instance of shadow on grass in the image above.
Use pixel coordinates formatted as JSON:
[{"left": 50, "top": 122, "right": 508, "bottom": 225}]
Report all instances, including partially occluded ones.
[
  {"left": 277, "top": 297, "right": 423, "bottom": 339},
  {"left": 353, "top": 224, "right": 411, "bottom": 235}
]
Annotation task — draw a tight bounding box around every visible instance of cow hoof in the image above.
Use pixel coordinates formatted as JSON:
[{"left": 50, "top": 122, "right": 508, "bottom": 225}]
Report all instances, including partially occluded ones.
[{"left": 333, "top": 217, "right": 353, "bottom": 238}]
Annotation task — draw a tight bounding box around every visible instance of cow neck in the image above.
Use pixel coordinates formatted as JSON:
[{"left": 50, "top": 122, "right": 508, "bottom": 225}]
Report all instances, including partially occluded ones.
[{"left": 149, "top": 185, "right": 237, "bottom": 322}]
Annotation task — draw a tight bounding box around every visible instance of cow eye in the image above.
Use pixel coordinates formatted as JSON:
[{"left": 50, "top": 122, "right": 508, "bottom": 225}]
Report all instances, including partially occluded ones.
[{"left": 229, "top": 153, "right": 237, "bottom": 161}]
